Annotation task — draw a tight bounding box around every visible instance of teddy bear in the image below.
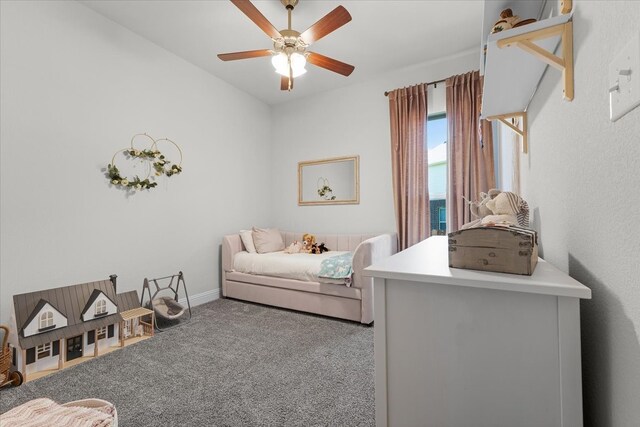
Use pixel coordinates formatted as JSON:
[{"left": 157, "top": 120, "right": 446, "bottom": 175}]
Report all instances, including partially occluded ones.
[
  {"left": 481, "top": 191, "right": 530, "bottom": 227},
  {"left": 310, "top": 243, "right": 330, "bottom": 254},
  {"left": 301, "top": 233, "right": 316, "bottom": 253},
  {"left": 461, "top": 189, "right": 501, "bottom": 230}
]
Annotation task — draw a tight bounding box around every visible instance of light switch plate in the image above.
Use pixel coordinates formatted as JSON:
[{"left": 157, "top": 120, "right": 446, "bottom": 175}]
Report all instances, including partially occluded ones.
[{"left": 610, "top": 31, "right": 640, "bottom": 122}]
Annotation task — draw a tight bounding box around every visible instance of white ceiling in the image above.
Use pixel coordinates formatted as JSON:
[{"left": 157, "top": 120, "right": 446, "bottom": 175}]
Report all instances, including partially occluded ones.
[{"left": 80, "top": 0, "right": 484, "bottom": 105}]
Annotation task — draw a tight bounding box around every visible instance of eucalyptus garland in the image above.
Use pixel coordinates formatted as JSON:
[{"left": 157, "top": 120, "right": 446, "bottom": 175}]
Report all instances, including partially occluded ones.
[
  {"left": 317, "top": 177, "right": 336, "bottom": 200},
  {"left": 317, "top": 184, "right": 336, "bottom": 200},
  {"left": 106, "top": 134, "right": 183, "bottom": 192}
]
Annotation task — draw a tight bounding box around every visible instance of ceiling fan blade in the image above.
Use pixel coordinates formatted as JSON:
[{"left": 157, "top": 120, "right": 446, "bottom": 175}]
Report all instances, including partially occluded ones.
[
  {"left": 217, "top": 49, "right": 273, "bottom": 61},
  {"left": 280, "top": 75, "right": 293, "bottom": 91},
  {"left": 307, "top": 52, "right": 355, "bottom": 76},
  {"left": 231, "top": 0, "right": 281, "bottom": 39},
  {"left": 300, "top": 6, "right": 352, "bottom": 44},
  {"left": 280, "top": 76, "right": 293, "bottom": 91}
]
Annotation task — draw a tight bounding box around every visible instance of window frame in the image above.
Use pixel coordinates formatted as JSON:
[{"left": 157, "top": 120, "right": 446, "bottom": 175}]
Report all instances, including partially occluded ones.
[
  {"left": 37, "top": 342, "right": 51, "bottom": 360},
  {"left": 97, "top": 326, "right": 107, "bottom": 340},
  {"left": 95, "top": 300, "right": 107, "bottom": 316},
  {"left": 39, "top": 311, "right": 54, "bottom": 330}
]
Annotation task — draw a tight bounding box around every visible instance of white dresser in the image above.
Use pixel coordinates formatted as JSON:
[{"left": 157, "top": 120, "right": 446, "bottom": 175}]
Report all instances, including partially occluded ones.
[{"left": 364, "top": 236, "right": 591, "bottom": 427}]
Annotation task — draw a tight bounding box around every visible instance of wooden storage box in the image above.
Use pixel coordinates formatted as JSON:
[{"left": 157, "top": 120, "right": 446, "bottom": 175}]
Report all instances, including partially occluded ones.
[{"left": 448, "top": 226, "right": 538, "bottom": 275}]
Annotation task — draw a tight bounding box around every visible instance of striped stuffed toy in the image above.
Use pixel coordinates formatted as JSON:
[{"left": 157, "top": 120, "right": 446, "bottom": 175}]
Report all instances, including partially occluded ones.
[
  {"left": 482, "top": 191, "right": 530, "bottom": 228},
  {"left": 0, "top": 398, "right": 116, "bottom": 427}
]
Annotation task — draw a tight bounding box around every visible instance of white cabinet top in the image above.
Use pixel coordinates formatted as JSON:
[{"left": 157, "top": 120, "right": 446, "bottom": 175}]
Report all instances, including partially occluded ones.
[{"left": 364, "top": 236, "right": 591, "bottom": 299}]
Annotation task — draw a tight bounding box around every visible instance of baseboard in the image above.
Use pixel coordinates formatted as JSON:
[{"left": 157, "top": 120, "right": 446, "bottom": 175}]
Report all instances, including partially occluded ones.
[{"left": 179, "top": 288, "right": 220, "bottom": 307}]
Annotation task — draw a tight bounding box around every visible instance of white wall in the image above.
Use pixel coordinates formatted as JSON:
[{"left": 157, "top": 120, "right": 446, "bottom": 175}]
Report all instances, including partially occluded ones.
[
  {"left": 496, "top": 121, "right": 519, "bottom": 193},
  {"left": 0, "top": 1, "right": 272, "bottom": 325},
  {"left": 520, "top": 2, "right": 640, "bottom": 426},
  {"left": 270, "top": 51, "right": 477, "bottom": 234}
]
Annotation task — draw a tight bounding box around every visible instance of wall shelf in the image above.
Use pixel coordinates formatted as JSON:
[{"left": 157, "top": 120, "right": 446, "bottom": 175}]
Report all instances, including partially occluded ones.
[
  {"left": 481, "top": 1, "right": 574, "bottom": 153},
  {"left": 479, "top": 0, "right": 546, "bottom": 76}
]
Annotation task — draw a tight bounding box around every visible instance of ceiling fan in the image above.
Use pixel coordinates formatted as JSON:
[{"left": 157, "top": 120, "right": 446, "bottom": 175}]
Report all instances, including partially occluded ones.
[{"left": 217, "top": 0, "right": 355, "bottom": 92}]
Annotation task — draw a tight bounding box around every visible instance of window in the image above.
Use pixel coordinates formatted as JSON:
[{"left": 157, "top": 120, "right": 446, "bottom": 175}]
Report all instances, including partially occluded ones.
[
  {"left": 427, "top": 112, "right": 448, "bottom": 235},
  {"left": 26, "top": 348, "right": 36, "bottom": 365},
  {"left": 39, "top": 311, "right": 53, "bottom": 330},
  {"left": 95, "top": 300, "right": 107, "bottom": 316},
  {"left": 438, "top": 207, "right": 447, "bottom": 230},
  {"left": 97, "top": 326, "right": 107, "bottom": 340},
  {"left": 37, "top": 343, "right": 51, "bottom": 359}
]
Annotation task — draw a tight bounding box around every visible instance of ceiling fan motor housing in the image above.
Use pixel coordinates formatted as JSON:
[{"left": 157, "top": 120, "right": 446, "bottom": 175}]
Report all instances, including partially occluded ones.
[
  {"left": 273, "top": 29, "right": 307, "bottom": 55},
  {"left": 281, "top": 0, "right": 299, "bottom": 10}
]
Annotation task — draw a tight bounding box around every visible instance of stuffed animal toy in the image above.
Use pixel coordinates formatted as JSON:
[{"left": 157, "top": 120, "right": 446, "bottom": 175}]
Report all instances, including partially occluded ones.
[
  {"left": 481, "top": 191, "right": 530, "bottom": 227},
  {"left": 490, "top": 8, "right": 536, "bottom": 34},
  {"left": 284, "top": 241, "right": 303, "bottom": 254},
  {"left": 310, "top": 243, "right": 330, "bottom": 254},
  {"left": 301, "top": 233, "right": 316, "bottom": 253},
  {"left": 461, "top": 189, "right": 501, "bottom": 230},
  {"left": 491, "top": 8, "right": 519, "bottom": 33}
]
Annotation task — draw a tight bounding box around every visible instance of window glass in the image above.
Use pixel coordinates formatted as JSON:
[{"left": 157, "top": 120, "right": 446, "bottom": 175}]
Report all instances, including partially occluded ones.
[
  {"left": 95, "top": 300, "right": 107, "bottom": 315},
  {"left": 97, "top": 326, "right": 107, "bottom": 340},
  {"left": 37, "top": 343, "right": 51, "bottom": 359},
  {"left": 427, "top": 113, "right": 447, "bottom": 235},
  {"left": 39, "top": 311, "right": 53, "bottom": 330}
]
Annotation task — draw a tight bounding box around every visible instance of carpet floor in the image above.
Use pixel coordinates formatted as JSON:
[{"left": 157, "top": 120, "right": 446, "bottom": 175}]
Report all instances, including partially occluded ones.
[{"left": 0, "top": 299, "right": 375, "bottom": 426}]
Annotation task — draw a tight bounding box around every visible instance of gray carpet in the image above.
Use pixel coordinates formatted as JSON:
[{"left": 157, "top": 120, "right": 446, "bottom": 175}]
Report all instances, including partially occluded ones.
[{"left": 0, "top": 299, "right": 375, "bottom": 426}]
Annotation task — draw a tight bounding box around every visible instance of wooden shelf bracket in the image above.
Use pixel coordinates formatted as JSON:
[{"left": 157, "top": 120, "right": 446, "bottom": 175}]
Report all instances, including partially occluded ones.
[
  {"left": 497, "top": 20, "right": 574, "bottom": 101},
  {"left": 488, "top": 112, "right": 528, "bottom": 154}
]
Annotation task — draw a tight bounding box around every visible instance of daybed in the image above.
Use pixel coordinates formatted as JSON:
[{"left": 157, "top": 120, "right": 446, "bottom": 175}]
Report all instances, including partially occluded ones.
[{"left": 222, "top": 231, "right": 397, "bottom": 324}]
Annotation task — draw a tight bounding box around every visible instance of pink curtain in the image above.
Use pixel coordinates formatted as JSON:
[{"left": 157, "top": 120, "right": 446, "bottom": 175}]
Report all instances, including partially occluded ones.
[
  {"left": 388, "top": 84, "right": 429, "bottom": 250},
  {"left": 446, "top": 71, "right": 495, "bottom": 232}
]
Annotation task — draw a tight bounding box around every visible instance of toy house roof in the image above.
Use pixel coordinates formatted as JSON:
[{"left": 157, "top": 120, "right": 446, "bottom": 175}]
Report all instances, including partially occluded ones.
[
  {"left": 116, "top": 290, "right": 141, "bottom": 312},
  {"left": 21, "top": 298, "right": 66, "bottom": 331},
  {"left": 81, "top": 288, "right": 117, "bottom": 318},
  {"left": 13, "top": 279, "right": 120, "bottom": 349}
]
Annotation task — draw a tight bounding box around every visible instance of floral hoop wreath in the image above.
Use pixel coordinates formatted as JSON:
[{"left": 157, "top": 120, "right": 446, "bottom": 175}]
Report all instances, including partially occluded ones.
[
  {"left": 107, "top": 133, "right": 182, "bottom": 191},
  {"left": 317, "top": 177, "right": 336, "bottom": 200},
  {"left": 152, "top": 138, "right": 183, "bottom": 177}
]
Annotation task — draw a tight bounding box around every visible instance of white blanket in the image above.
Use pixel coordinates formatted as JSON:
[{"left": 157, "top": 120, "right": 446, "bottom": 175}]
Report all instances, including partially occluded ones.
[{"left": 233, "top": 251, "right": 351, "bottom": 284}]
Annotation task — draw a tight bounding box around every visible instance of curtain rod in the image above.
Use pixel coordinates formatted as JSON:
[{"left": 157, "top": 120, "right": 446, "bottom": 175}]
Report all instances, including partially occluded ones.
[{"left": 384, "top": 78, "right": 447, "bottom": 97}]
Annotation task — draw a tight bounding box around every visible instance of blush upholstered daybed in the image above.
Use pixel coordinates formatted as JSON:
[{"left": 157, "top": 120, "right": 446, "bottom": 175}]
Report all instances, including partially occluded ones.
[{"left": 222, "top": 230, "right": 397, "bottom": 324}]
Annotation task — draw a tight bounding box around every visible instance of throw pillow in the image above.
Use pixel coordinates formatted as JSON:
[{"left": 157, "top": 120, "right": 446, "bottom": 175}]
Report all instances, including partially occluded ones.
[
  {"left": 252, "top": 227, "right": 285, "bottom": 254},
  {"left": 239, "top": 229, "right": 257, "bottom": 253}
]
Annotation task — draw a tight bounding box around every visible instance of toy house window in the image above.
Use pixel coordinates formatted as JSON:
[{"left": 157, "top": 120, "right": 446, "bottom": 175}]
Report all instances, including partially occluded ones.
[
  {"left": 95, "top": 300, "right": 107, "bottom": 316},
  {"left": 37, "top": 343, "right": 51, "bottom": 359},
  {"left": 26, "top": 348, "right": 36, "bottom": 364},
  {"left": 97, "top": 326, "right": 107, "bottom": 340},
  {"left": 39, "top": 311, "right": 54, "bottom": 330}
]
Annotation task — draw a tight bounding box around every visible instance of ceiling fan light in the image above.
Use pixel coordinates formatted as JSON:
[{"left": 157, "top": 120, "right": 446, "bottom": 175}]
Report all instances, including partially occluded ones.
[
  {"left": 272, "top": 52, "right": 307, "bottom": 78},
  {"left": 272, "top": 53, "right": 289, "bottom": 75},
  {"left": 290, "top": 52, "right": 306, "bottom": 70},
  {"left": 291, "top": 67, "right": 307, "bottom": 78},
  {"left": 289, "top": 53, "right": 307, "bottom": 78}
]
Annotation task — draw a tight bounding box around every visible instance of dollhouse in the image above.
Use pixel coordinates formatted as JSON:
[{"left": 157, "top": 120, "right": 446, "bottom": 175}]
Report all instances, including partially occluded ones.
[{"left": 8, "top": 275, "right": 154, "bottom": 382}]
